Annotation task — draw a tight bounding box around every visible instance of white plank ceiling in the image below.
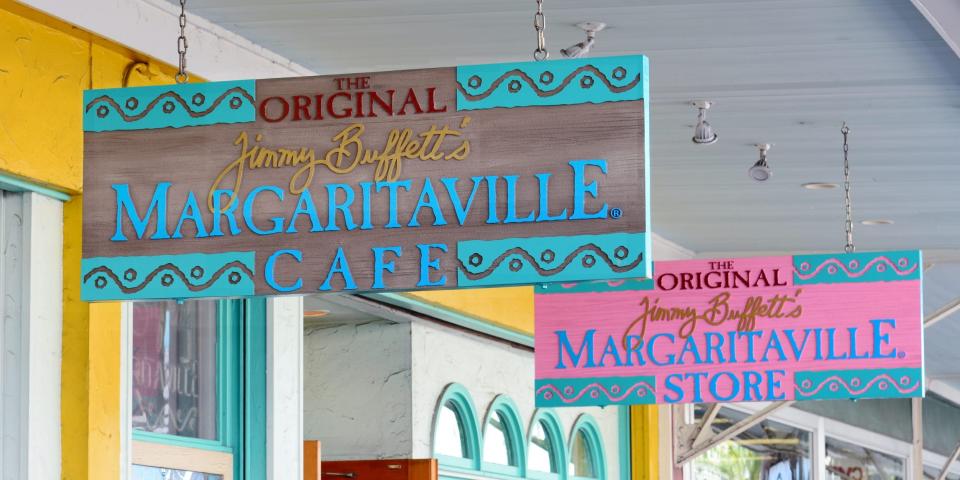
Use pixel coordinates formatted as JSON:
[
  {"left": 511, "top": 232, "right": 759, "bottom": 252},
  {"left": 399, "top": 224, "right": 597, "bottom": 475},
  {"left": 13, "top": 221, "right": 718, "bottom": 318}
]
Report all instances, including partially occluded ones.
[{"left": 173, "top": 0, "right": 960, "bottom": 389}]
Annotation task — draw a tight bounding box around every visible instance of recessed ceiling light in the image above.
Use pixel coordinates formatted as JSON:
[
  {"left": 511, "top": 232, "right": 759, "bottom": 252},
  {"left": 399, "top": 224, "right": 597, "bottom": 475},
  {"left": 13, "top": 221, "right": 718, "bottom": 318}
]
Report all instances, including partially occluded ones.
[
  {"left": 304, "top": 309, "right": 330, "bottom": 318},
  {"left": 802, "top": 182, "right": 839, "bottom": 190},
  {"left": 861, "top": 219, "right": 894, "bottom": 226}
]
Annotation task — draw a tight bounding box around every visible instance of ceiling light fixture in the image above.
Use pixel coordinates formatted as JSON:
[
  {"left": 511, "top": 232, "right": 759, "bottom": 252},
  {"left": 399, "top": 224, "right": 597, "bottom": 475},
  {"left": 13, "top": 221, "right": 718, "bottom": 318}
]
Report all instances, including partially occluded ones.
[
  {"left": 861, "top": 219, "right": 894, "bottom": 226},
  {"left": 749, "top": 144, "right": 772, "bottom": 182},
  {"left": 561, "top": 22, "right": 605, "bottom": 58},
  {"left": 691, "top": 100, "right": 718, "bottom": 145},
  {"left": 802, "top": 182, "right": 838, "bottom": 190}
]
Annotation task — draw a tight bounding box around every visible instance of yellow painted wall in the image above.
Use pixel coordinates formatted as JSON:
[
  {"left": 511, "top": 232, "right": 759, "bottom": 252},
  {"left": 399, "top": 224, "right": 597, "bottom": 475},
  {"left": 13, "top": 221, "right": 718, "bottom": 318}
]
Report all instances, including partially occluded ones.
[
  {"left": 408, "top": 287, "right": 536, "bottom": 335},
  {"left": 631, "top": 405, "right": 660, "bottom": 480},
  {"left": 0, "top": 2, "right": 181, "bottom": 479}
]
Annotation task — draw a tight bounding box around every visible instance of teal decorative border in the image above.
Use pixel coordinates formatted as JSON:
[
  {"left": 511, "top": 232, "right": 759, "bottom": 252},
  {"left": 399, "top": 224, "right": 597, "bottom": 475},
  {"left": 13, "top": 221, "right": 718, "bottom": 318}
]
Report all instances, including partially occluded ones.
[
  {"left": 536, "top": 376, "right": 656, "bottom": 407},
  {"left": 81, "top": 251, "right": 255, "bottom": 300},
  {"left": 457, "top": 232, "right": 648, "bottom": 287},
  {"left": 794, "top": 367, "right": 924, "bottom": 400},
  {"left": 793, "top": 250, "right": 921, "bottom": 284},
  {"left": 456, "top": 55, "right": 646, "bottom": 110},
  {"left": 83, "top": 80, "right": 256, "bottom": 132}
]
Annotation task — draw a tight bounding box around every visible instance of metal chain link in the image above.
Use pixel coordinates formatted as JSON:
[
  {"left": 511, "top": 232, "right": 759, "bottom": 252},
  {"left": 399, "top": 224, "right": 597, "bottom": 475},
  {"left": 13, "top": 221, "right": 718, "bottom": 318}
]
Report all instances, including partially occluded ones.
[
  {"left": 842, "top": 123, "right": 854, "bottom": 253},
  {"left": 533, "top": 0, "right": 548, "bottom": 61},
  {"left": 175, "top": 0, "right": 189, "bottom": 84}
]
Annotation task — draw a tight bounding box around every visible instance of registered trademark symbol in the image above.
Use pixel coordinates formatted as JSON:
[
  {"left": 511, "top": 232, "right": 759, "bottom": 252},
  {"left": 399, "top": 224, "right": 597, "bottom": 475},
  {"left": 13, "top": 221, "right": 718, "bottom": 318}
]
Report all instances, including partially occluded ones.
[
  {"left": 610, "top": 207, "right": 622, "bottom": 219},
  {"left": 898, "top": 351, "right": 906, "bottom": 359}
]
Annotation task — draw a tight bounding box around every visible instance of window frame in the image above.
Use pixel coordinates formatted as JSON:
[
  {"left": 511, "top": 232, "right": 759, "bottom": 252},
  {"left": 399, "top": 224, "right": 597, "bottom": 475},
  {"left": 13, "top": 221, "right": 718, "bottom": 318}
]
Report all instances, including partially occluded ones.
[
  {"left": 128, "top": 298, "right": 268, "bottom": 480},
  {"left": 568, "top": 414, "right": 607, "bottom": 480},
  {"left": 526, "top": 409, "right": 566, "bottom": 480},
  {"left": 433, "top": 383, "right": 482, "bottom": 471},
  {"left": 481, "top": 395, "right": 526, "bottom": 477}
]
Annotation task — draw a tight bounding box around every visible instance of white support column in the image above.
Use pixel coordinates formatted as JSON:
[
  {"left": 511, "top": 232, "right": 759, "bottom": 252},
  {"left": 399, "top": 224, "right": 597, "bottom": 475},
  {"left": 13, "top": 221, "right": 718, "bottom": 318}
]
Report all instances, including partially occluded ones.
[
  {"left": 913, "top": 397, "right": 924, "bottom": 480},
  {"left": 266, "top": 296, "right": 304, "bottom": 480},
  {"left": 23, "top": 192, "right": 64, "bottom": 480}
]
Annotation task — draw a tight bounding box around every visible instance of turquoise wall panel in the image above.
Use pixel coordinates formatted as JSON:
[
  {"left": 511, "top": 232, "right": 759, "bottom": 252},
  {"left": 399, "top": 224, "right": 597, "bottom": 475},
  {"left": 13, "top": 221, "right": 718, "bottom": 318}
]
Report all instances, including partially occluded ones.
[
  {"left": 81, "top": 251, "right": 255, "bottom": 300},
  {"left": 456, "top": 55, "right": 646, "bottom": 110},
  {"left": 457, "top": 232, "right": 648, "bottom": 287},
  {"left": 536, "top": 376, "right": 656, "bottom": 407},
  {"left": 794, "top": 368, "right": 924, "bottom": 400},
  {"left": 793, "top": 250, "right": 921, "bottom": 284},
  {"left": 83, "top": 80, "right": 256, "bottom": 132}
]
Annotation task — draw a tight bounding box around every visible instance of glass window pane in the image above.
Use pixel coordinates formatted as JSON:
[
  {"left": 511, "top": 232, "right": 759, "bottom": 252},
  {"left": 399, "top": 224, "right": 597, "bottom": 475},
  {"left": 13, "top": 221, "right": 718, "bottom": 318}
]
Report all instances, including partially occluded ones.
[
  {"left": 435, "top": 401, "right": 467, "bottom": 458},
  {"left": 925, "top": 465, "right": 960, "bottom": 480},
  {"left": 132, "top": 301, "right": 218, "bottom": 440},
  {"left": 483, "top": 411, "right": 515, "bottom": 466},
  {"left": 132, "top": 464, "right": 223, "bottom": 480},
  {"left": 691, "top": 408, "right": 812, "bottom": 480},
  {"left": 569, "top": 430, "right": 597, "bottom": 478},
  {"left": 826, "top": 436, "right": 904, "bottom": 480},
  {"left": 529, "top": 420, "right": 557, "bottom": 473}
]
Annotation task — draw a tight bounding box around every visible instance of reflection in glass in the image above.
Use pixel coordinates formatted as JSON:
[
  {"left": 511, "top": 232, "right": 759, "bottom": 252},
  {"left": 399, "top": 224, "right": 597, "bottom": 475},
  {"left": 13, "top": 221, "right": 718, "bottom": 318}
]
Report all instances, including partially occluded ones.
[
  {"left": 132, "top": 464, "right": 222, "bottom": 480},
  {"left": 483, "top": 411, "right": 515, "bottom": 466},
  {"left": 924, "top": 465, "right": 960, "bottom": 480},
  {"left": 826, "top": 436, "right": 904, "bottom": 480},
  {"left": 691, "top": 407, "right": 812, "bottom": 480},
  {"left": 569, "top": 430, "right": 597, "bottom": 478},
  {"left": 132, "top": 301, "right": 218, "bottom": 440},
  {"left": 435, "top": 401, "right": 468, "bottom": 458},
  {"left": 529, "top": 420, "right": 557, "bottom": 473}
]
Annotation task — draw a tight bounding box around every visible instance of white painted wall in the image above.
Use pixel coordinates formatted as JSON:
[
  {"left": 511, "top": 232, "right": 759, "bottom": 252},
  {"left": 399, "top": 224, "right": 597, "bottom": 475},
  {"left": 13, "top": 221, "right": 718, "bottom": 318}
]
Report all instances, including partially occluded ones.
[
  {"left": 302, "top": 321, "right": 413, "bottom": 460},
  {"left": 267, "top": 296, "right": 304, "bottom": 480},
  {"left": 410, "top": 321, "right": 622, "bottom": 479}
]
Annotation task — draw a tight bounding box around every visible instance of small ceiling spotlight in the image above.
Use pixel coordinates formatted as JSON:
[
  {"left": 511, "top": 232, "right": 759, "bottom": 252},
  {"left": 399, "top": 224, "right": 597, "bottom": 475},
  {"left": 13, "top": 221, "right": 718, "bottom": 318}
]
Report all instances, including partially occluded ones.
[
  {"left": 561, "top": 22, "right": 605, "bottom": 58},
  {"left": 861, "top": 219, "right": 895, "bottom": 226},
  {"left": 691, "top": 100, "right": 718, "bottom": 145},
  {"left": 749, "top": 144, "right": 773, "bottom": 182},
  {"left": 802, "top": 182, "right": 838, "bottom": 190}
]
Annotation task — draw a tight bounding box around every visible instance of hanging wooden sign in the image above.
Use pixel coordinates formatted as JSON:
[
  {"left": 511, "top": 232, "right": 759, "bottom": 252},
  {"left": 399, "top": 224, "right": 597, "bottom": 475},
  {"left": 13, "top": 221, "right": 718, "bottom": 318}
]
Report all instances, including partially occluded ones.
[
  {"left": 81, "top": 55, "right": 650, "bottom": 301},
  {"left": 534, "top": 251, "right": 924, "bottom": 406}
]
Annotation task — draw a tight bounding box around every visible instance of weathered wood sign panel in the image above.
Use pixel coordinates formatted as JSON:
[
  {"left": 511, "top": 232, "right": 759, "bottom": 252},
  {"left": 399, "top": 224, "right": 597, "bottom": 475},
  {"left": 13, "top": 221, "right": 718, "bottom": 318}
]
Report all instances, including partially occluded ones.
[
  {"left": 81, "top": 55, "right": 649, "bottom": 300},
  {"left": 534, "top": 251, "right": 923, "bottom": 406}
]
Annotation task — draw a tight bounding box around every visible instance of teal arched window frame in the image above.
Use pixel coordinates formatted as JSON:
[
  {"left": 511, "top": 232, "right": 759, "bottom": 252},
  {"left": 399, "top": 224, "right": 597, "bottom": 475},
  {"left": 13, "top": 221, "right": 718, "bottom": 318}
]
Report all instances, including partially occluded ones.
[
  {"left": 568, "top": 414, "right": 607, "bottom": 480},
  {"left": 480, "top": 395, "right": 526, "bottom": 477},
  {"left": 526, "top": 409, "right": 566, "bottom": 480},
  {"left": 433, "top": 383, "right": 482, "bottom": 470}
]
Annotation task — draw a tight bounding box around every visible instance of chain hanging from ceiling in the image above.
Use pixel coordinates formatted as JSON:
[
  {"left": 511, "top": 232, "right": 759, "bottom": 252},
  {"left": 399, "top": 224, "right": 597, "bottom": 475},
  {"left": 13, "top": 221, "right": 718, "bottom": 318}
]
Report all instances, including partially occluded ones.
[
  {"left": 533, "top": 0, "right": 548, "bottom": 61},
  {"left": 175, "top": 0, "right": 189, "bottom": 84},
  {"left": 842, "top": 123, "right": 855, "bottom": 253}
]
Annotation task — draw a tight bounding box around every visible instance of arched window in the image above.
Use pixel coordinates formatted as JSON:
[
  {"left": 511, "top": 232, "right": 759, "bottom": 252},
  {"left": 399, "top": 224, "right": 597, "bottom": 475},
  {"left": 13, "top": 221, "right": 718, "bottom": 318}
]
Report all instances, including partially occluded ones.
[
  {"left": 568, "top": 415, "right": 606, "bottom": 480},
  {"left": 433, "top": 383, "right": 481, "bottom": 470},
  {"left": 527, "top": 409, "right": 565, "bottom": 479},
  {"left": 481, "top": 395, "right": 525, "bottom": 476}
]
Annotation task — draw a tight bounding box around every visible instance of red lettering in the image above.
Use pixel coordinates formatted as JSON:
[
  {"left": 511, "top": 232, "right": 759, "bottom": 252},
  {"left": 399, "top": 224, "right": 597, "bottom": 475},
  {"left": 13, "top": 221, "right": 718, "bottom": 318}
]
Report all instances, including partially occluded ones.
[
  {"left": 292, "top": 95, "right": 311, "bottom": 121},
  {"left": 367, "top": 90, "right": 394, "bottom": 118},
  {"left": 398, "top": 89, "right": 424, "bottom": 115},
  {"left": 327, "top": 91, "right": 353, "bottom": 119},
  {"left": 426, "top": 87, "right": 447, "bottom": 113},
  {"left": 313, "top": 94, "right": 325, "bottom": 120},
  {"left": 657, "top": 273, "right": 677, "bottom": 291},
  {"left": 259, "top": 96, "right": 289, "bottom": 123}
]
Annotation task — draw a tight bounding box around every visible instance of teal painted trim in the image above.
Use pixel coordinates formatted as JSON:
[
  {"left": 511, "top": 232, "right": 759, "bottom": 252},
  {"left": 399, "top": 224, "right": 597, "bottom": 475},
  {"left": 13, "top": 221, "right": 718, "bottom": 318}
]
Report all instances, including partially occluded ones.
[
  {"left": 364, "top": 292, "right": 534, "bottom": 347},
  {"left": 794, "top": 367, "right": 924, "bottom": 401},
  {"left": 132, "top": 430, "right": 232, "bottom": 453},
  {"left": 527, "top": 409, "right": 566, "bottom": 479},
  {"left": 81, "top": 251, "right": 256, "bottom": 301},
  {"left": 83, "top": 80, "right": 256, "bottom": 131},
  {"left": 536, "top": 277, "right": 653, "bottom": 294},
  {"left": 221, "top": 299, "right": 246, "bottom": 480},
  {"left": 481, "top": 395, "right": 526, "bottom": 477},
  {"left": 793, "top": 250, "right": 921, "bottom": 285},
  {"left": 244, "top": 298, "right": 268, "bottom": 480},
  {"left": 434, "top": 383, "right": 483, "bottom": 470},
  {"left": 617, "top": 407, "right": 630, "bottom": 480},
  {"left": 457, "top": 232, "right": 648, "bottom": 288},
  {"left": 456, "top": 55, "right": 646, "bottom": 110},
  {"left": 536, "top": 376, "right": 656, "bottom": 408},
  {"left": 642, "top": 55, "right": 651, "bottom": 275},
  {"left": 569, "top": 414, "right": 607, "bottom": 480},
  {"left": 0, "top": 172, "right": 70, "bottom": 201}
]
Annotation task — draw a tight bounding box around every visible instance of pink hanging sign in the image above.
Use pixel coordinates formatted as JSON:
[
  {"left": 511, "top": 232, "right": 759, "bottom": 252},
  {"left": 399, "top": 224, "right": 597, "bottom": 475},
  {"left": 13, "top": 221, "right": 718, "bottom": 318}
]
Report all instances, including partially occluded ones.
[{"left": 534, "top": 251, "right": 923, "bottom": 406}]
